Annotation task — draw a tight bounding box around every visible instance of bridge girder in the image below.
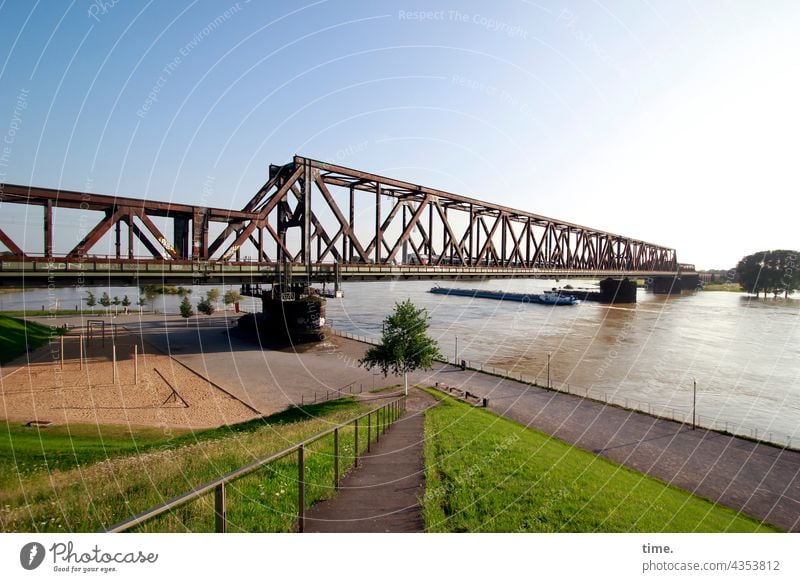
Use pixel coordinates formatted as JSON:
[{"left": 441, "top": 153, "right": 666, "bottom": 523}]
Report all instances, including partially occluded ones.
[{"left": 0, "top": 155, "right": 691, "bottom": 280}]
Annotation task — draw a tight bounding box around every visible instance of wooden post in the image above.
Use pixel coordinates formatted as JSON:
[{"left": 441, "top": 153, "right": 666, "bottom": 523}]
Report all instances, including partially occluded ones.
[
  {"left": 214, "top": 483, "right": 227, "bottom": 533},
  {"left": 298, "top": 446, "right": 305, "bottom": 532},
  {"left": 333, "top": 428, "right": 340, "bottom": 491},
  {"left": 354, "top": 418, "right": 360, "bottom": 466}
]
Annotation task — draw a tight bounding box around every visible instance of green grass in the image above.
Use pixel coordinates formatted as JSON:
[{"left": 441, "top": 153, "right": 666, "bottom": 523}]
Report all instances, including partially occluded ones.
[
  {"left": 0, "top": 315, "right": 66, "bottom": 364},
  {"left": 0, "top": 398, "right": 378, "bottom": 532},
  {"left": 701, "top": 283, "right": 743, "bottom": 292},
  {"left": 422, "top": 392, "right": 777, "bottom": 532},
  {"left": 0, "top": 309, "right": 114, "bottom": 317}
]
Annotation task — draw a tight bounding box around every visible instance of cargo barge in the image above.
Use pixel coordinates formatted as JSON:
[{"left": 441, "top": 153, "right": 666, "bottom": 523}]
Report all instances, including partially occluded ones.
[{"left": 429, "top": 286, "right": 579, "bottom": 305}]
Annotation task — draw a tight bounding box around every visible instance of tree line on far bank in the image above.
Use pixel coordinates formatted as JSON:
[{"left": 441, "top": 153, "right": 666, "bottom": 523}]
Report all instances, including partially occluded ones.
[
  {"left": 736, "top": 249, "right": 798, "bottom": 298},
  {"left": 85, "top": 285, "right": 243, "bottom": 316}
]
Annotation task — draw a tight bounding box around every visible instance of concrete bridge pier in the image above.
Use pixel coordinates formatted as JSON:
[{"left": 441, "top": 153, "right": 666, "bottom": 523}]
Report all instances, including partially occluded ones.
[
  {"left": 599, "top": 277, "right": 637, "bottom": 303},
  {"left": 680, "top": 273, "right": 700, "bottom": 290},
  {"left": 651, "top": 275, "right": 682, "bottom": 295}
]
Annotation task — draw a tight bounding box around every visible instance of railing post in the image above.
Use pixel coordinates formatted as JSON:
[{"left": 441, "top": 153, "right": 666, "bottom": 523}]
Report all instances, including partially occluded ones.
[
  {"left": 367, "top": 412, "right": 371, "bottom": 452},
  {"left": 334, "top": 428, "right": 339, "bottom": 491},
  {"left": 354, "top": 418, "right": 359, "bottom": 467},
  {"left": 214, "top": 483, "right": 226, "bottom": 533},
  {"left": 298, "top": 445, "right": 305, "bottom": 533},
  {"left": 376, "top": 408, "right": 381, "bottom": 442}
]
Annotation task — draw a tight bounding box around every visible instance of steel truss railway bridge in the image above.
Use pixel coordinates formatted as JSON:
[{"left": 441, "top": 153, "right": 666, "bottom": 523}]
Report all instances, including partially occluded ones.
[{"left": 0, "top": 155, "right": 695, "bottom": 288}]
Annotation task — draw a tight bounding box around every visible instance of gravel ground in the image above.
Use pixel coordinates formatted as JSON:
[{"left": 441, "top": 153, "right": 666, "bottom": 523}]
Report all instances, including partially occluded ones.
[{"left": 0, "top": 325, "right": 257, "bottom": 429}]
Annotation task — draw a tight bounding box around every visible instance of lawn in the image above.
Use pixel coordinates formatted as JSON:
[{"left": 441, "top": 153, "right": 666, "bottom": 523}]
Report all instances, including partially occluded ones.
[
  {"left": 0, "top": 398, "right": 377, "bottom": 532},
  {"left": 0, "top": 314, "right": 66, "bottom": 364},
  {"left": 701, "top": 283, "right": 743, "bottom": 292},
  {"left": 422, "top": 392, "right": 777, "bottom": 532}
]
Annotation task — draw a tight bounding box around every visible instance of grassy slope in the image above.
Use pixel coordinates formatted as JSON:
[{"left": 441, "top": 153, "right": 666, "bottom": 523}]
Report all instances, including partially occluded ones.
[
  {"left": 702, "top": 283, "right": 743, "bottom": 292},
  {"left": 0, "top": 315, "right": 65, "bottom": 364},
  {"left": 0, "top": 399, "right": 372, "bottom": 532},
  {"left": 423, "top": 392, "right": 777, "bottom": 533}
]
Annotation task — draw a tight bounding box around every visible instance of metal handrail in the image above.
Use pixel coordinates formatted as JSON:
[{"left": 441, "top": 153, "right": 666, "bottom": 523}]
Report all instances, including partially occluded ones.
[{"left": 104, "top": 395, "right": 406, "bottom": 533}]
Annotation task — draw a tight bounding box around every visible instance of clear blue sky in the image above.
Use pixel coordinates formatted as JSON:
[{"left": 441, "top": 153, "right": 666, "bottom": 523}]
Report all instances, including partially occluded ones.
[{"left": 1, "top": 0, "right": 798, "bottom": 269}]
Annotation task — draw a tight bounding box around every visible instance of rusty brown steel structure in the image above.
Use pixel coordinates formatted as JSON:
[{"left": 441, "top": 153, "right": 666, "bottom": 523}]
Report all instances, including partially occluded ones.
[{"left": 0, "top": 155, "right": 687, "bottom": 285}]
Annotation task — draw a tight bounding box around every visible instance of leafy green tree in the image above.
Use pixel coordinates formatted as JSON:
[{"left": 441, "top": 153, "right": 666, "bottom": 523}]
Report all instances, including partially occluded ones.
[
  {"left": 177, "top": 286, "right": 192, "bottom": 297},
  {"left": 736, "top": 250, "right": 799, "bottom": 298},
  {"left": 85, "top": 291, "right": 97, "bottom": 308},
  {"left": 180, "top": 296, "right": 194, "bottom": 318},
  {"left": 359, "top": 299, "right": 442, "bottom": 396},
  {"left": 99, "top": 292, "right": 111, "bottom": 309},
  {"left": 121, "top": 295, "right": 131, "bottom": 312},
  {"left": 223, "top": 289, "right": 242, "bottom": 308},
  {"left": 141, "top": 285, "right": 163, "bottom": 313},
  {"left": 206, "top": 288, "right": 221, "bottom": 306},
  {"left": 197, "top": 297, "right": 215, "bottom": 316}
]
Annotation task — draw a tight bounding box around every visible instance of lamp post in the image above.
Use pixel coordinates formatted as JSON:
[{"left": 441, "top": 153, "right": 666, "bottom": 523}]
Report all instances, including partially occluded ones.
[{"left": 692, "top": 378, "right": 697, "bottom": 430}]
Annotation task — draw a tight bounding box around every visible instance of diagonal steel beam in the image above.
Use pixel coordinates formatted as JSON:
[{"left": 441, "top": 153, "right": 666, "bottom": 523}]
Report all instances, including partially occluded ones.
[
  {"left": 67, "top": 207, "right": 126, "bottom": 258},
  {"left": 386, "top": 194, "right": 432, "bottom": 263},
  {"left": 0, "top": 227, "right": 25, "bottom": 257},
  {"left": 134, "top": 209, "right": 179, "bottom": 259}
]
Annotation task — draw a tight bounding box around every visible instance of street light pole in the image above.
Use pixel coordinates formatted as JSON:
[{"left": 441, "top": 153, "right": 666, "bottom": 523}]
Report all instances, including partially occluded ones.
[{"left": 692, "top": 378, "right": 697, "bottom": 430}]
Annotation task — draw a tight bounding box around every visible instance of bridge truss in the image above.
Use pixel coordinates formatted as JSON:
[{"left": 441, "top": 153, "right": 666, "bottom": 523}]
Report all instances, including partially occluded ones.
[{"left": 0, "top": 155, "right": 688, "bottom": 285}]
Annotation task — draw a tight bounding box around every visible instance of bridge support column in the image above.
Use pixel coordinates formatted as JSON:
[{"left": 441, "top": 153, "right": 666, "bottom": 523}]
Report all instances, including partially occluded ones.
[
  {"left": 651, "top": 276, "right": 682, "bottom": 294},
  {"left": 599, "top": 278, "right": 637, "bottom": 303},
  {"left": 680, "top": 273, "right": 700, "bottom": 290},
  {"left": 174, "top": 217, "right": 190, "bottom": 259}
]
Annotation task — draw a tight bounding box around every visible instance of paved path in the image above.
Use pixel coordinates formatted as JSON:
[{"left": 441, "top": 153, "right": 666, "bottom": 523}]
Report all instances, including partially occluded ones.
[
  {"left": 304, "top": 389, "right": 437, "bottom": 532},
  {"left": 415, "top": 366, "right": 800, "bottom": 532}
]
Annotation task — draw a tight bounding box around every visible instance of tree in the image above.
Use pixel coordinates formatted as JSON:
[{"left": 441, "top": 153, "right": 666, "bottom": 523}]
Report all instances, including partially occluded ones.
[
  {"left": 99, "top": 292, "right": 111, "bottom": 312},
  {"left": 85, "top": 291, "right": 97, "bottom": 308},
  {"left": 223, "top": 289, "right": 242, "bottom": 309},
  {"left": 141, "top": 285, "right": 163, "bottom": 313},
  {"left": 736, "top": 250, "right": 799, "bottom": 298},
  {"left": 359, "top": 299, "right": 442, "bottom": 396},
  {"left": 180, "top": 296, "right": 194, "bottom": 318},
  {"left": 112, "top": 296, "right": 120, "bottom": 313},
  {"left": 206, "top": 288, "right": 221, "bottom": 306},
  {"left": 177, "top": 286, "right": 192, "bottom": 297},
  {"left": 197, "top": 297, "right": 215, "bottom": 316},
  {"left": 121, "top": 295, "right": 131, "bottom": 314}
]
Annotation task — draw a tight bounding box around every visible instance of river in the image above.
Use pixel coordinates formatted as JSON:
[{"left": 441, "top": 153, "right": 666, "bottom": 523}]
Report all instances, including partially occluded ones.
[{"left": 2, "top": 279, "right": 798, "bottom": 445}]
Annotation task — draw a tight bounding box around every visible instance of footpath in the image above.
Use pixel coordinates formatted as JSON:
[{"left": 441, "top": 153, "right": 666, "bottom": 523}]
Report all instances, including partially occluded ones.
[
  {"left": 304, "top": 389, "right": 437, "bottom": 532},
  {"left": 415, "top": 365, "right": 800, "bottom": 532}
]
